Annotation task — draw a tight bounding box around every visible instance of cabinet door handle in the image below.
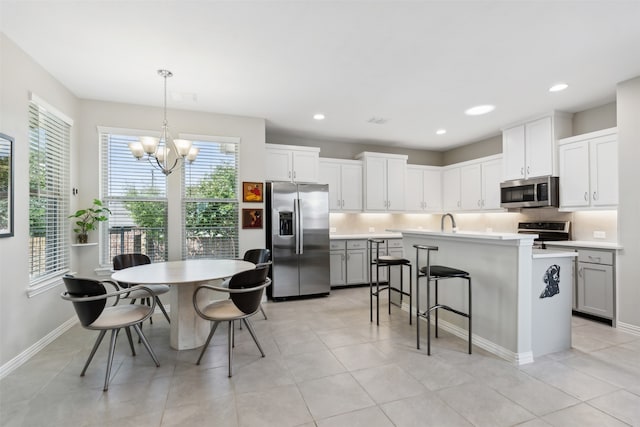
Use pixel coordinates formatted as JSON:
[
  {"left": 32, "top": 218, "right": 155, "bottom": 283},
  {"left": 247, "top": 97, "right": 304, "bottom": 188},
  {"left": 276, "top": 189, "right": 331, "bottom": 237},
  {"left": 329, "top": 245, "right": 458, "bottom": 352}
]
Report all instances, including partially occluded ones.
[
  {"left": 584, "top": 192, "right": 588, "bottom": 201},
  {"left": 578, "top": 267, "right": 583, "bottom": 278},
  {"left": 593, "top": 192, "right": 598, "bottom": 201},
  {"left": 294, "top": 171, "right": 296, "bottom": 179},
  {"left": 526, "top": 166, "right": 530, "bottom": 175},
  {"left": 588, "top": 255, "right": 602, "bottom": 262},
  {"left": 388, "top": 200, "right": 391, "bottom": 208},
  {"left": 457, "top": 201, "right": 461, "bottom": 208},
  {"left": 520, "top": 167, "right": 524, "bottom": 176},
  {"left": 288, "top": 171, "right": 292, "bottom": 178},
  {"left": 477, "top": 199, "right": 481, "bottom": 207}
]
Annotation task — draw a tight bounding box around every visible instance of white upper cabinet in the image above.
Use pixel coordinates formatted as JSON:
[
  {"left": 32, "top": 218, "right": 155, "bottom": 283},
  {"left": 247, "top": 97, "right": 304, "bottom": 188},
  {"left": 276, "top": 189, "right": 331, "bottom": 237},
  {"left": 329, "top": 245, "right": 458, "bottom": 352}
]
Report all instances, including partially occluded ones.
[
  {"left": 356, "top": 152, "right": 407, "bottom": 212},
  {"left": 406, "top": 165, "right": 442, "bottom": 212},
  {"left": 265, "top": 144, "right": 320, "bottom": 183},
  {"left": 502, "top": 113, "right": 573, "bottom": 181},
  {"left": 444, "top": 155, "right": 503, "bottom": 212},
  {"left": 442, "top": 167, "right": 461, "bottom": 211},
  {"left": 558, "top": 128, "right": 618, "bottom": 210},
  {"left": 318, "top": 158, "right": 363, "bottom": 212}
]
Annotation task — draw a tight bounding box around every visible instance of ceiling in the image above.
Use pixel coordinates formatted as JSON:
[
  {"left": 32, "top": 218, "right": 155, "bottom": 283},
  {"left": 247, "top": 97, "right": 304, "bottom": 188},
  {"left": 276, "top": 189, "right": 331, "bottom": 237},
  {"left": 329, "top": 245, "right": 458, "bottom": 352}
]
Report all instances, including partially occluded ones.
[{"left": 2, "top": 1, "right": 640, "bottom": 151}]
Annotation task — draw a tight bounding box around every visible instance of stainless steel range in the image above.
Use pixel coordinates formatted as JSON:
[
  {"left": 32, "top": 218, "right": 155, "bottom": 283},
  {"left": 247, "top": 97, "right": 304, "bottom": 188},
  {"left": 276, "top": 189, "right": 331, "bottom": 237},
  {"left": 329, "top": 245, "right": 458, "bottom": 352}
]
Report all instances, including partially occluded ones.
[{"left": 517, "top": 221, "right": 571, "bottom": 248}]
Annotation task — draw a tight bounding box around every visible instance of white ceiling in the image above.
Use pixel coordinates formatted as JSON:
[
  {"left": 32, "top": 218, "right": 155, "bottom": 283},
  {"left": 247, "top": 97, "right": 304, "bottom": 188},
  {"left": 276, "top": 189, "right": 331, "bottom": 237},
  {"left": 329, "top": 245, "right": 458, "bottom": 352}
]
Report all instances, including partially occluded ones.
[{"left": 2, "top": 1, "right": 640, "bottom": 150}]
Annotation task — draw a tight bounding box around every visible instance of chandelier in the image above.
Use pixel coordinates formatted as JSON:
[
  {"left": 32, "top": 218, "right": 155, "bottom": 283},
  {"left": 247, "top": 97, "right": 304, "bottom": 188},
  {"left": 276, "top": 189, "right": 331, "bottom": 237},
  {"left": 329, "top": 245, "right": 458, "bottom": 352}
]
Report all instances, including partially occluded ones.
[{"left": 127, "top": 69, "right": 199, "bottom": 175}]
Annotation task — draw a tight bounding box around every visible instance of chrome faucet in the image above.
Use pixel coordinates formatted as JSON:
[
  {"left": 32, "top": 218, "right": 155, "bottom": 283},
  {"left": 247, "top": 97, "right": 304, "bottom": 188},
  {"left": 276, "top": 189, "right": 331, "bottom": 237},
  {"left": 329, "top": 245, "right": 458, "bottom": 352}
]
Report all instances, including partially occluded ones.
[{"left": 441, "top": 213, "right": 457, "bottom": 232}]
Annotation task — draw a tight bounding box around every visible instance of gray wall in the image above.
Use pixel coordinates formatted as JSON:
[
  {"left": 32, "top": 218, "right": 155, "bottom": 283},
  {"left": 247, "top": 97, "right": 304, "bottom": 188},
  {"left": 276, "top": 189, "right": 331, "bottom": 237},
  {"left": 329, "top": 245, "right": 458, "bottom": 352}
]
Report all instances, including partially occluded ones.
[
  {"left": 268, "top": 132, "right": 444, "bottom": 166},
  {"left": 0, "top": 34, "right": 79, "bottom": 368},
  {"left": 572, "top": 102, "right": 617, "bottom": 135},
  {"left": 442, "top": 134, "right": 502, "bottom": 165},
  {"left": 616, "top": 77, "right": 640, "bottom": 331}
]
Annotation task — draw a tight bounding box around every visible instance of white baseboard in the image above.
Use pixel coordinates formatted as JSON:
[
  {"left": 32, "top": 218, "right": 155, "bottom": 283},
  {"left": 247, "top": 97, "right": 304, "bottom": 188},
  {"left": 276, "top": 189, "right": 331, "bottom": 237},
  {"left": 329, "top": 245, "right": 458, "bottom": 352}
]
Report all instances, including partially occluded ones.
[
  {"left": 0, "top": 303, "right": 170, "bottom": 380},
  {"left": 616, "top": 320, "right": 640, "bottom": 337},
  {"left": 402, "top": 302, "right": 532, "bottom": 365},
  {"left": 0, "top": 316, "right": 78, "bottom": 380}
]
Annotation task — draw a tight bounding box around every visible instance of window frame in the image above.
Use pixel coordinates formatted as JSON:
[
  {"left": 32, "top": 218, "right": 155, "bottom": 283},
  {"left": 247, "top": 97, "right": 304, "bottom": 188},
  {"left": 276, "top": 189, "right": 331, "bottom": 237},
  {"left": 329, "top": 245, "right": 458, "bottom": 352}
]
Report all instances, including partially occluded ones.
[
  {"left": 27, "top": 93, "right": 73, "bottom": 296},
  {"left": 180, "top": 134, "right": 240, "bottom": 260}
]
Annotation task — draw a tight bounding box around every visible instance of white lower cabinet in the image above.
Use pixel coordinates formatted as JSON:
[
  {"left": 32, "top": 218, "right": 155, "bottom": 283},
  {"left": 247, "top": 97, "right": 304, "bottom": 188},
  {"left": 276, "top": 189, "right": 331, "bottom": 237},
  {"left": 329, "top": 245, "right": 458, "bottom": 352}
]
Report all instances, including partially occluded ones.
[
  {"left": 346, "top": 240, "right": 368, "bottom": 285},
  {"left": 329, "top": 240, "right": 347, "bottom": 286},
  {"left": 576, "top": 249, "right": 614, "bottom": 320}
]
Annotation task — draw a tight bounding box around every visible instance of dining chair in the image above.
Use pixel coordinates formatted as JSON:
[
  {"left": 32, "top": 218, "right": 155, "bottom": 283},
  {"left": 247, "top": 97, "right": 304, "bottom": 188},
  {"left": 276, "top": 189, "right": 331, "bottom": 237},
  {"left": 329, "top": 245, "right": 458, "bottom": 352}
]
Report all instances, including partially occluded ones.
[
  {"left": 113, "top": 253, "right": 171, "bottom": 324},
  {"left": 222, "top": 248, "right": 271, "bottom": 320},
  {"left": 61, "top": 275, "right": 160, "bottom": 391},
  {"left": 193, "top": 265, "right": 271, "bottom": 377}
]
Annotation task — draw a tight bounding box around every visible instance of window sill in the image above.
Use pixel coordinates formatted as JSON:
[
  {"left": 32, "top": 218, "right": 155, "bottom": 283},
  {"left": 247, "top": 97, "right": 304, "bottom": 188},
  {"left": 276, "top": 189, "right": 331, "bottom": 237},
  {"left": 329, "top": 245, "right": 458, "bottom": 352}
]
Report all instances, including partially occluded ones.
[{"left": 27, "top": 271, "right": 70, "bottom": 298}]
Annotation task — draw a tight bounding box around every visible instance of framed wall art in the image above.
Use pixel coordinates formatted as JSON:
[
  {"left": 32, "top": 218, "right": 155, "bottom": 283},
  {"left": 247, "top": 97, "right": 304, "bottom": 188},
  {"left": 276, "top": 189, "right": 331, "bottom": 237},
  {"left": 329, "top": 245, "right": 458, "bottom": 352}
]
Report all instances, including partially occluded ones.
[
  {"left": 242, "top": 208, "right": 263, "bottom": 229},
  {"left": 242, "top": 181, "right": 263, "bottom": 203},
  {"left": 0, "top": 133, "right": 14, "bottom": 238}
]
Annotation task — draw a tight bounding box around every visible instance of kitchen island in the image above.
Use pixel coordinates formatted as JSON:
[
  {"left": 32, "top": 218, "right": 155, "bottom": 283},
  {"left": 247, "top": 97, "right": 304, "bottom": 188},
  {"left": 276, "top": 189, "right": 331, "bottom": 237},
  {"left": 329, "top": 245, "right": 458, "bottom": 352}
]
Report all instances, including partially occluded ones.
[{"left": 389, "top": 229, "right": 576, "bottom": 364}]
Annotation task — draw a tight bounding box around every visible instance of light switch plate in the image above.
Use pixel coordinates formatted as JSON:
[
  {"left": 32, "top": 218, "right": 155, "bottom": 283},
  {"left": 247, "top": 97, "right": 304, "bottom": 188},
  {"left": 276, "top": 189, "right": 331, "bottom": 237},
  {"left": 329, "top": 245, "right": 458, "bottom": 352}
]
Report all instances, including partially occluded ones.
[{"left": 593, "top": 231, "right": 606, "bottom": 239}]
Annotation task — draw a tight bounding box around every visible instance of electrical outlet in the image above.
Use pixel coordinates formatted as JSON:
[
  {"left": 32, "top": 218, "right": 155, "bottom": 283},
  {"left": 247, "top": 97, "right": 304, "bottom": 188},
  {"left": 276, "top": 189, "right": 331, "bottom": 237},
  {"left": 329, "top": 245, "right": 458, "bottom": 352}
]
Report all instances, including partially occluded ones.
[
  {"left": 593, "top": 231, "right": 606, "bottom": 239},
  {"left": 368, "top": 227, "right": 375, "bottom": 233}
]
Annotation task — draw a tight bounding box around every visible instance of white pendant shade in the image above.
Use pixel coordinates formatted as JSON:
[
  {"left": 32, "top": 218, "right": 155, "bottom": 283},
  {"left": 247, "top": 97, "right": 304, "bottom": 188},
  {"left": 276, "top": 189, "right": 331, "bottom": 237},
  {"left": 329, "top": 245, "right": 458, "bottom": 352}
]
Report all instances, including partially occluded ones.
[
  {"left": 173, "top": 139, "right": 193, "bottom": 157},
  {"left": 140, "top": 136, "right": 160, "bottom": 154},
  {"left": 128, "top": 141, "right": 145, "bottom": 159}
]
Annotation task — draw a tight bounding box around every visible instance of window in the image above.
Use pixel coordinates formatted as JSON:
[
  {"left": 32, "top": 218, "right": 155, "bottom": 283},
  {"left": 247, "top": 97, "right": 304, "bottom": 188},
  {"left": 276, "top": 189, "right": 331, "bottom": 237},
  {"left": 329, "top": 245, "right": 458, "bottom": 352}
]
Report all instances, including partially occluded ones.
[
  {"left": 100, "top": 131, "right": 168, "bottom": 264},
  {"left": 28, "top": 97, "right": 71, "bottom": 284},
  {"left": 182, "top": 136, "right": 239, "bottom": 259}
]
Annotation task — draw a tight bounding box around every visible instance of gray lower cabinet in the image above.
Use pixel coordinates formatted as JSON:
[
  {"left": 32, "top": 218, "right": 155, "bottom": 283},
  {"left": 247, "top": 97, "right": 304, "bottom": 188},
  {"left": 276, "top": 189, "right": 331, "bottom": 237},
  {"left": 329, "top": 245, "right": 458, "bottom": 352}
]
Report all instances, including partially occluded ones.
[
  {"left": 577, "top": 249, "right": 614, "bottom": 320},
  {"left": 330, "top": 238, "right": 403, "bottom": 287}
]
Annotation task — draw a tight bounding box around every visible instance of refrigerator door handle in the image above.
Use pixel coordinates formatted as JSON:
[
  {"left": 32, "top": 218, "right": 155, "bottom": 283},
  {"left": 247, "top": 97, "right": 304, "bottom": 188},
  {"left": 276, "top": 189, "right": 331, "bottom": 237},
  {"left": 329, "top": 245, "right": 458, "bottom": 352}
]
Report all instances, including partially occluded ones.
[{"left": 295, "top": 198, "right": 304, "bottom": 254}]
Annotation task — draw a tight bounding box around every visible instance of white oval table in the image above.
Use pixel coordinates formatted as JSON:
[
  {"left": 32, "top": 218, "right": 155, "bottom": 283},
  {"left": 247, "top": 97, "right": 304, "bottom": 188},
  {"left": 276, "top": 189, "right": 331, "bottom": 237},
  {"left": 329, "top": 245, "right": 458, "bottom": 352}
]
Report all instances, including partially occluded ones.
[{"left": 112, "top": 259, "right": 255, "bottom": 350}]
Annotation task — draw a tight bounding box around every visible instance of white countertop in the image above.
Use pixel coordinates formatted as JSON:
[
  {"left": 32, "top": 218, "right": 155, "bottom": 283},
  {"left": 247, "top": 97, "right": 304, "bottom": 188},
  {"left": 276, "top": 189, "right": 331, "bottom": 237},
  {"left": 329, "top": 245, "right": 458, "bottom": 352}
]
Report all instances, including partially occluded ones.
[
  {"left": 543, "top": 240, "right": 623, "bottom": 250},
  {"left": 532, "top": 249, "right": 579, "bottom": 259},
  {"left": 330, "top": 232, "right": 402, "bottom": 240},
  {"left": 387, "top": 228, "right": 536, "bottom": 241}
]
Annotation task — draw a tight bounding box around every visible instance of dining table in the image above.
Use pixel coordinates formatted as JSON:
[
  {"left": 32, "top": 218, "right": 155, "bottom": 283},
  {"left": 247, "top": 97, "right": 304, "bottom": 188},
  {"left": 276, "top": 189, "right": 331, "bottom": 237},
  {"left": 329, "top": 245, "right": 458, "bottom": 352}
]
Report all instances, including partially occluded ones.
[{"left": 111, "top": 259, "right": 255, "bottom": 350}]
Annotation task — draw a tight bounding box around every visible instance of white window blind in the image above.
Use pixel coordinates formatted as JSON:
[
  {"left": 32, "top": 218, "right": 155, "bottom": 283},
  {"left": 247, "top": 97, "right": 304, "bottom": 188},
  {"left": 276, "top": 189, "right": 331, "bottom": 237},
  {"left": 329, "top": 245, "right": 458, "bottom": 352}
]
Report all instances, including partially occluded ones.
[
  {"left": 100, "top": 132, "right": 168, "bottom": 264},
  {"left": 28, "top": 101, "right": 71, "bottom": 283},
  {"left": 183, "top": 139, "right": 239, "bottom": 259}
]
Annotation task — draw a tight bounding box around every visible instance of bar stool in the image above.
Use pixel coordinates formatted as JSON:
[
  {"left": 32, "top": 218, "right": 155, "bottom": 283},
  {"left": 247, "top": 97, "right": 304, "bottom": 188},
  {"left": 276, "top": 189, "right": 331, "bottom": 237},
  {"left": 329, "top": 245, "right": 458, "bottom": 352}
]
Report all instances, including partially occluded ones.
[
  {"left": 369, "top": 238, "right": 412, "bottom": 325},
  {"left": 414, "top": 244, "right": 472, "bottom": 355}
]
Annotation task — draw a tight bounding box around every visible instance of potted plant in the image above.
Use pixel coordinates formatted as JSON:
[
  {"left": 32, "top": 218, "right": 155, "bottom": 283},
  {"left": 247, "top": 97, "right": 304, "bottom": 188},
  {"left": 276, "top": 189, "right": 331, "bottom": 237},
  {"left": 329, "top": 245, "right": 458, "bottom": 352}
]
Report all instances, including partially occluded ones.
[{"left": 69, "top": 198, "right": 111, "bottom": 244}]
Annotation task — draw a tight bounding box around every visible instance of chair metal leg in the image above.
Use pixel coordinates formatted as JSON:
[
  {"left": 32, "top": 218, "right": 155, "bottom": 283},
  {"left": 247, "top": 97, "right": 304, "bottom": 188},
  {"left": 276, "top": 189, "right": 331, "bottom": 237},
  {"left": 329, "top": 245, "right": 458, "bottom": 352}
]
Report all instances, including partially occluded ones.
[
  {"left": 243, "top": 318, "right": 265, "bottom": 357},
  {"left": 259, "top": 304, "right": 268, "bottom": 320},
  {"left": 227, "top": 321, "right": 234, "bottom": 377},
  {"left": 125, "top": 326, "right": 136, "bottom": 356},
  {"left": 81, "top": 330, "right": 107, "bottom": 376},
  {"left": 147, "top": 298, "right": 153, "bottom": 324},
  {"left": 427, "top": 277, "right": 431, "bottom": 356},
  {"left": 196, "top": 321, "right": 220, "bottom": 365},
  {"left": 468, "top": 277, "right": 472, "bottom": 354},
  {"left": 155, "top": 296, "right": 171, "bottom": 323},
  {"left": 435, "top": 280, "right": 439, "bottom": 338},
  {"left": 103, "top": 329, "right": 120, "bottom": 391},
  {"left": 387, "top": 265, "right": 392, "bottom": 315},
  {"left": 416, "top": 267, "right": 421, "bottom": 350},
  {"left": 132, "top": 323, "right": 160, "bottom": 367}
]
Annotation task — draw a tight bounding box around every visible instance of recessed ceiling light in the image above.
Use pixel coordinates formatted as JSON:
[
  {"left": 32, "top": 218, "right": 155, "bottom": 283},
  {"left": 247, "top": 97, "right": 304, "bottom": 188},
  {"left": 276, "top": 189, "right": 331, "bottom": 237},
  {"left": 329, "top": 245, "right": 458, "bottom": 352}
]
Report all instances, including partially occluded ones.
[
  {"left": 436, "top": 129, "right": 447, "bottom": 135},
  {"left": 313, "top": 113, "right": 325, "bottom": 120},
  {"left": 549, "top": 83, "right": 568, "bottom": 92},
  {"left": 465, "top": 105, "right": 495, "bottom": 116}
]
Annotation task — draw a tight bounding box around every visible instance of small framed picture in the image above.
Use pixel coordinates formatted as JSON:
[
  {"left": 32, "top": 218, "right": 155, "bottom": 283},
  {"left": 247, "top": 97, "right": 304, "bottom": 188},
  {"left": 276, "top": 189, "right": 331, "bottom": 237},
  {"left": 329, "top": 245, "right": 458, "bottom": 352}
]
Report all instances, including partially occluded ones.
[
  {"left": 242, "top": 208, "right": 263, "bottom": 229},
  {"left": 242, "top": 181, "right": 263, "bottom": 203}
]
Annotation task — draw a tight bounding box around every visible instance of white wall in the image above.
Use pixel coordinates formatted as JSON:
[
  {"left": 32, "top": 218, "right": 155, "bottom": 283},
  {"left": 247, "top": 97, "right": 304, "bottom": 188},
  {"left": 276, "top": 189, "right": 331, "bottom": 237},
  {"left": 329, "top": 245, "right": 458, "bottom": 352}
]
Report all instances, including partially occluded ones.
[
  {"left": 0, "top": 33, "right": 267, "bottom": 368},
  {"left": 616, "top": 76, "right": 640, "bottom": 332}
]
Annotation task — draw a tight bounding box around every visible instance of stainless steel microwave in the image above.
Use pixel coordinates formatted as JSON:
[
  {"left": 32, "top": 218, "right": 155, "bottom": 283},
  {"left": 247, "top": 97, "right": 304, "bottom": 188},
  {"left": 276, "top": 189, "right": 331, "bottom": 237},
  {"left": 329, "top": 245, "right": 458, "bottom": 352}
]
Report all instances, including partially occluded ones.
[{"left": 500, "top": 176, "right": 559, "bottom": 208}]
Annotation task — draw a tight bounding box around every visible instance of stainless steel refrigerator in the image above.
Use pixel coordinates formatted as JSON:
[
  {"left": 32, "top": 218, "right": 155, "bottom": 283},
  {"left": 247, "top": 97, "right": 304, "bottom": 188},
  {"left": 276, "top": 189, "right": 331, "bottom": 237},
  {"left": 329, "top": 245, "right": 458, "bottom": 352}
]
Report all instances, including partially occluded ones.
[{"left": 266, "top": 182, "right": 330, "bottom": 299}]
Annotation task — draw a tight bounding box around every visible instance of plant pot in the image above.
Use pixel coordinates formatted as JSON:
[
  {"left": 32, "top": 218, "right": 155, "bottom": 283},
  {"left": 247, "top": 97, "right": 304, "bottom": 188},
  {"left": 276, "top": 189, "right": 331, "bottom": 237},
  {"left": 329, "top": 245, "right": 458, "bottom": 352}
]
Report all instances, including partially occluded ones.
[{"left": 77, "top": 233, "right": 88, "bottom": 244}]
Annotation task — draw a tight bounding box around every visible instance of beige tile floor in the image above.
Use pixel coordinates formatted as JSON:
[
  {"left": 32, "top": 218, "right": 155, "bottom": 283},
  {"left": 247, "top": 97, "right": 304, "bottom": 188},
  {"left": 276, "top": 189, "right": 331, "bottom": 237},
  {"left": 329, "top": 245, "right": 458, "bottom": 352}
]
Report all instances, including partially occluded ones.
[{"left": 1, "top": 286, "right": 639, "bottom": 426}]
